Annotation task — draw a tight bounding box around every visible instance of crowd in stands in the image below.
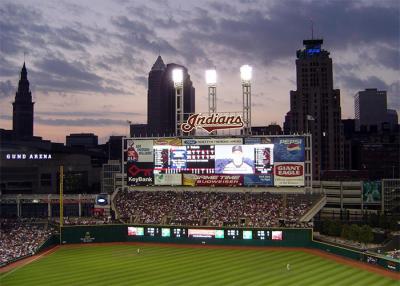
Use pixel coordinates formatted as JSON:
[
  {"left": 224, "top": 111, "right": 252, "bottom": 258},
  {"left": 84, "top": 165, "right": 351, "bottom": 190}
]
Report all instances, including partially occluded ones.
[
  {"left": 0, "top": 219, "right": 56, "bottom": 265},
  {"left": 385, "top": 250, "right": 400, "bottom": 260},
  {"left": 51, "top": 216, "right": 115, "bottom": 225},
  {"left": 114, "top": 190, "right": 320, "bottom": 228}
]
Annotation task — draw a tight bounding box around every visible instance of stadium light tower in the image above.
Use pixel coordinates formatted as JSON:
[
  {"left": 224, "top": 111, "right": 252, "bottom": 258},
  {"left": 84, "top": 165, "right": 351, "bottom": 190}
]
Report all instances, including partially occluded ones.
[
  {"left": 205, "top": 69, "right": 217, "bottom": 114},
  {"left": 172, "top": 68, "right": 184, "bottom": 136},
  {"left": 240, "top": 65, "right": 252, "bottom": 135}
]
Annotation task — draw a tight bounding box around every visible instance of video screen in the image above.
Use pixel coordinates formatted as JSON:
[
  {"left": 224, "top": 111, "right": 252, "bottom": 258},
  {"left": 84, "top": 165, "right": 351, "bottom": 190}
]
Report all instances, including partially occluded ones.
[
  {"left": 186, "top": 145, "right": 215, "bottom": 174},
  {"left": 127, "top": 227, "right": 144, "bottom": 236},
  {"left": 154, "top": 146, "right": 186, "bottom": 174},
  {"left": 243, "top": 230, "right": 253, "bottom": 240},
  {"left": 188, "top": 229, "right": 218, "bottom": 239},
  {"left": 215, "top": 145, "right": 254, "bottom": 174},
  {"left": 162, "top": 228, "right": 171, "bottom": 237},
  {"left": 215, "top": 230, "right": 224, "bottom": 239},
  {"left": 271, "top": 231, "right": 283, "bottom": 240}
]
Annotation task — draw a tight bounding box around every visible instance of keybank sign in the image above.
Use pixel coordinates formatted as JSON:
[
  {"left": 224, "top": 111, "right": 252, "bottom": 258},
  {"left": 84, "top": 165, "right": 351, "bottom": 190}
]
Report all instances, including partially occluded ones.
[{"left": 6, "top": 153, "right": 52, "bottom": 160}]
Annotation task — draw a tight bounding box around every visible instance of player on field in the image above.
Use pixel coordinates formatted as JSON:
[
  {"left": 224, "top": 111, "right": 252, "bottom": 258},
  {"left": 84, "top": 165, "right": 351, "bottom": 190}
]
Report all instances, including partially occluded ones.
[{"left": 287, "top": 263, "right": 290, "bottom": 271}]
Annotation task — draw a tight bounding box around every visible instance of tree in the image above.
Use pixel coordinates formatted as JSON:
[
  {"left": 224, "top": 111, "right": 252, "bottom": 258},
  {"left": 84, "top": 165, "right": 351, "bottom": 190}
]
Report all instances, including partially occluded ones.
[
  {"left": 341, "top": 224, "right": 351, "bottom": 240},
  {"left": 349, "top": 224, "right": 360, "bottom": 242},
  {"left": 359, "top": 225, "right": 374, "bottom": 248}
]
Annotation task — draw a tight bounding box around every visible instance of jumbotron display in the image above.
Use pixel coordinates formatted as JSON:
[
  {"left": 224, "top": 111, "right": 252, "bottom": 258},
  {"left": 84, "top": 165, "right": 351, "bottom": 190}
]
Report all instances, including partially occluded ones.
[{"left": 125, "top": 136, "right": 305, "bottom": 187}]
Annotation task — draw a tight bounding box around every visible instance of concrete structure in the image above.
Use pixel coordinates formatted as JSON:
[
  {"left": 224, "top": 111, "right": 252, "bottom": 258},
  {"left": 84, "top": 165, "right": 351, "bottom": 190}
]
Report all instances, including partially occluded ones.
[
  {"left": 66, "top": 133, "right": 98, "bottom": 148},
  {"left": 355, "top": 88, "right": 388, "bottom": 132},
  {"left": 12, "top": 63, "right": 34, "bottom": 139},
  {"left": 147, "top": 56, "right": 195, "bottom": 136},
  {"left": 284, "top": 39, "right": 344, "bottom": 179}
]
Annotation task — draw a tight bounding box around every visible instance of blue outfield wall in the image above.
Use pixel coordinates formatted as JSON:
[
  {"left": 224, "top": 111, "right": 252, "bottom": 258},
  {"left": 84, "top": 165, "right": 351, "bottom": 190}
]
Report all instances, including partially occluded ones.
[{"left": 60, "top": 225, "right": 399, "bottom": 272}]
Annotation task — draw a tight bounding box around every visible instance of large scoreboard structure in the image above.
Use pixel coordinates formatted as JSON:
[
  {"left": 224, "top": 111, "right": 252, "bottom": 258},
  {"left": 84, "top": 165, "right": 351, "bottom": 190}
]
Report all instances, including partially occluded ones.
[{"left": 122, "top": 135, "right": 312, "bottom": 189}]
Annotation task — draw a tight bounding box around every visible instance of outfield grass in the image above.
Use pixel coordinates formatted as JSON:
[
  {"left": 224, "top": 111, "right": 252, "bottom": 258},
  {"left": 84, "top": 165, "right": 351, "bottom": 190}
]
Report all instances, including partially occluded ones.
[{"left": 1, "top": 245, "right": 398, "bottom": 286}]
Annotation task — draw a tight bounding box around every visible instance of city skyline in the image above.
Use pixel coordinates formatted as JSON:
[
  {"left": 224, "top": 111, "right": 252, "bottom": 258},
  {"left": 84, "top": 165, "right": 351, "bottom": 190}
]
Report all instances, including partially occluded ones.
[{"left": 0, "top": 0, "right": 399, "bottom": 143}]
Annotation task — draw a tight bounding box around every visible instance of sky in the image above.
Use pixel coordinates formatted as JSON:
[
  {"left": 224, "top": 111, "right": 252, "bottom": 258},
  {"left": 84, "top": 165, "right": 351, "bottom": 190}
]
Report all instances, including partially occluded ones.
[{"left": 0, "top": 0, "right": 399, "bottom": 143}]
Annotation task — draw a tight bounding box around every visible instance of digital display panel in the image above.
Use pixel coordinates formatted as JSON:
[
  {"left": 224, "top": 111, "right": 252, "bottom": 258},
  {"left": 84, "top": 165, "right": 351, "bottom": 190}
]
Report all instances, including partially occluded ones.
[
  {"left": 186, "top": 145, "right": 215, "bottom": 174},
  {"left": 226, "top": 229, "right": 239, "bottom": 239},
  {"left": 188, "top": 229, "right": 218, "bottom": 239},
  {"left": 271, "top": 231, "right": 283, "bottom": 240},
  {"left": 126, "top": 137, "right": 305, "bottom": 187},
  {"left": 145, "top": 227, "right": 160, "bottom": 237},
  {"left": 215, "top": 145, "right": 254, "bottom": 174},
  {"left": 127, "top": 227, "right": 144, "bottom": 236},
  {"left": 243, "top": 230, "right": 253, "bottom": 240},
  {"left": 255, "top": 230, "right": 271, "bottom": 240},
  {"left": 162, "top": 228, "right": 171, "bottom": 237},
  {"left": 215, "top": 230, "right": 224, "bottom": 239},
  {"left": 172, "top": 228, "right": 186, "bottom": 238}
]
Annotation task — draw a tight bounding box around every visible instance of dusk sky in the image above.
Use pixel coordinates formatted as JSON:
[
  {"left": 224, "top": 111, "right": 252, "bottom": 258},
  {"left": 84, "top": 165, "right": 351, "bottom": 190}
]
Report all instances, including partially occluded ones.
[{"left": 0, "top": 0, "right": 399, "bottom": 143}]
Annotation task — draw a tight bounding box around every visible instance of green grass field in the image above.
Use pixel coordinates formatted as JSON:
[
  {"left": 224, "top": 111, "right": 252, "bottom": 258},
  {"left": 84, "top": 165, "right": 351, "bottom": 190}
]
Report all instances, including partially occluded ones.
[{"left": 1, "top": 245, "right": 398, "bottom": 286}]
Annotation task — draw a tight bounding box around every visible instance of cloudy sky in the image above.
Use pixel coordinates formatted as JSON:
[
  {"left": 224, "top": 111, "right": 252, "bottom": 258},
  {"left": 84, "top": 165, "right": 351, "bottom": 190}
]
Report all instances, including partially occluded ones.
[{"left": 0, "top": 0, "right": 398, "bottom": 143}]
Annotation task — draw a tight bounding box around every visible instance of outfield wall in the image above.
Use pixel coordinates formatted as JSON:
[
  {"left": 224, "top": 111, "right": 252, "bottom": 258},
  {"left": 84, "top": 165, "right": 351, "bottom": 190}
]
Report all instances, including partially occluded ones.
[
  {"left": 61, "top": 225, "right": 311, "bottom": 247},
  {"left": 60, "top": 225, "right": 399, "bottom": 272}
]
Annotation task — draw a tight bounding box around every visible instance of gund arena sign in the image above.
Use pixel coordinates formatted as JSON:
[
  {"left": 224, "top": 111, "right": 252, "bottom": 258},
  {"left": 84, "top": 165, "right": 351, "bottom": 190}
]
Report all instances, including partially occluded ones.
[
  {"left": 274, "top": 162, "right": 304, "bottom": 186},
  {"left": 181, "top": 113, "right": 244, "bottom": 133}
]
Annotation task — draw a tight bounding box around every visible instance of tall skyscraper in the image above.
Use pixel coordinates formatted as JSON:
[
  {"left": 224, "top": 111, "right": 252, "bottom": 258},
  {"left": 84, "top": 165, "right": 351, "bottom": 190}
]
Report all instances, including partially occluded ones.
[
  {"left": 284, "top": 39, "right": 344, "bottom": 179},
  {"left": 147, "top": 56, "right": 195, "bottom": 136},
  {"left": 13, "top": 62, "right": 34, "bottom": 138},
  {"left": 355, "top": 88, "right": 388, "bottom": 131}
]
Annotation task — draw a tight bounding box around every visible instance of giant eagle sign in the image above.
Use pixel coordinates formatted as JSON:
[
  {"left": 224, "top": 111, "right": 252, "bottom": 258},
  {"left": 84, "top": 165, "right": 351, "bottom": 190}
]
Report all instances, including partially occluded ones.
[{"left": 181, "top": 113, "right": 244, "bottom": 133}]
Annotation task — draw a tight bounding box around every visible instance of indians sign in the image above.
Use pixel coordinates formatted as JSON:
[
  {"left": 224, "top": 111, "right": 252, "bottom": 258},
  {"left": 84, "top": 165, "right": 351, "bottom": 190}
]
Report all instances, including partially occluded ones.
[{"left": 181, "top": 113, "right": 244, "bottom": 133}]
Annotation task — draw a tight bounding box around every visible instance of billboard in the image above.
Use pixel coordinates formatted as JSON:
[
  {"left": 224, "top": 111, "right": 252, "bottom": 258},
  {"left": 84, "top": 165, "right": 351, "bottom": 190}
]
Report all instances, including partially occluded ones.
[
  {"left": 126, "top": 140, "right": 153, "bottom": 162},
  {"left": 154, "top": 174, "right": 182, "bottom": 185},
  {"left": 363, "top": 181, "right": 381, "bottom": 204},
  {"left": 182, "top": 138, "right": 243, "bottom": 146},
  {"left": 271, "top": 231, "right": 283, "bottom": 240},
  {"left": 124, "top": 136, "right": 305, "bottom": 187},
  {"left": 273, "top": 137, "right": 305, "bottom": 162},
  {"left": 127, "top": 162, "right": 154, "bottom": 186},
  {"left": 274, "top": 162, "right": 304, "bottom": 186},
  {"left": 183, "top": 174, "right": 243, "bottom": 187},
  {"left": 244, "top": 174, "right": 273, "bottom": 186},
  {"left": 188, "top": 229, "right": 224, "bottom": 238},
  {"left": 127, "top": 227, "right": 144, "bottom": 236}
]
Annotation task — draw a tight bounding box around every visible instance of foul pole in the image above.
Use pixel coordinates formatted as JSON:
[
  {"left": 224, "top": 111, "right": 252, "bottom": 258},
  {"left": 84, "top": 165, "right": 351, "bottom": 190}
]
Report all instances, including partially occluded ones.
[{"left": 59, "top": 165, "right": 64, "bottom": 244}]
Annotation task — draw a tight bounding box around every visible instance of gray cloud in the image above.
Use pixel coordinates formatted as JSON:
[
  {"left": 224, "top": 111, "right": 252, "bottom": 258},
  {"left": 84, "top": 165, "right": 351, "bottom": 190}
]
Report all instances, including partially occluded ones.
[
  {"left": 36, "top": 110, "right": 144, "bottom": 117},
  {"left": 0, "top": 80, "right": 15, "bottom": 98},
  {"left": 337, "top": 75, "right": 389, "bottom": 91}
]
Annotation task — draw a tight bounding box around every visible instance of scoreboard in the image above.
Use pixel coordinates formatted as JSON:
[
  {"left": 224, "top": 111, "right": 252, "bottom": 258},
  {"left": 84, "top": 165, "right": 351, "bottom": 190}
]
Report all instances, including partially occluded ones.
[
  {"left": 124, "top": 136, "right": 308, "bottom": 187},
  {"left": 127, "top": 226, "right": 284, "bottom": 241}
]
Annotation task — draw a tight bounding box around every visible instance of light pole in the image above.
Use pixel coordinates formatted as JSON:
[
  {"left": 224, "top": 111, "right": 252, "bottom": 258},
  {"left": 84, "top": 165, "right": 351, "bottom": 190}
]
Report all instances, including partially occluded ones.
[
  {"left": 173, "top": 68, "right": 184, "bottom": 136},
  {"left": 206, "top": 69, "right": 217, "bottom": 114},
  {"left": 240, "top": 65, "right": 252, "bottom": 135}
]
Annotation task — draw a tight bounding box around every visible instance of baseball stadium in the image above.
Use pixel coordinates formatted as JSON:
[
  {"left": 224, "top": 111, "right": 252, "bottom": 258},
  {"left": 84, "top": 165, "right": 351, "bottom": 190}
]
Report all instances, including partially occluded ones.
[{"left": 1, "top": 135, "right": 399, "bottom": 285}]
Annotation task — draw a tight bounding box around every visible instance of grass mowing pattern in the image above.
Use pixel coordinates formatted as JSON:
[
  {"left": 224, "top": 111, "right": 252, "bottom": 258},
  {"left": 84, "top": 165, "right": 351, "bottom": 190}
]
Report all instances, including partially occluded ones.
[{"left": 1, "top": 245, "right": 397, "bottom": 286}]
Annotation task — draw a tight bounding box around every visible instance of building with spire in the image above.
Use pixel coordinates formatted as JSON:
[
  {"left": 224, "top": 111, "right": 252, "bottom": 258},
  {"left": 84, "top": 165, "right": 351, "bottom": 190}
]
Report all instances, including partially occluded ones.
[
  {"left": 284, "top": 39, "right": 344, "bottom": 180},
  {"left": 140, "top": 56, "right": 195, "bottom": 136},
  {"left": 13, "top": 62, "right": 34, "bottom": 139}
]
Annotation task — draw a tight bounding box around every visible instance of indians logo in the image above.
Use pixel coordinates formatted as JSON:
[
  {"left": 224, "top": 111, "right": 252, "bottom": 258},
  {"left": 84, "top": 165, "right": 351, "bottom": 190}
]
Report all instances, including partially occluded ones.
[{"left": 181, "top": 113, "right": 244, "bottom": 133}]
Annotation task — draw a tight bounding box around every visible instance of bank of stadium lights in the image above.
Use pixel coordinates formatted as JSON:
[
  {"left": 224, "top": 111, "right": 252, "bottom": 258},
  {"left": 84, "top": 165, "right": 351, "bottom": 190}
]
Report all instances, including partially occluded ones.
[
  {"left": 172, "top": 68, "right": 183, "bottom": 87},
  {"left": 205, "top": 69, "right": 217, "bottom": 117},
  {"left": 240, "top": 65, "right": 252, "bottom": 135},
  {"left": 240, "top": 64, "right": 252, "bottom": 82},
  {"left": 205, "top": 69, "right": 217, "bottom": 86},
  {"left": 172, "top": 68, "right": 184, "bottom": 136}
]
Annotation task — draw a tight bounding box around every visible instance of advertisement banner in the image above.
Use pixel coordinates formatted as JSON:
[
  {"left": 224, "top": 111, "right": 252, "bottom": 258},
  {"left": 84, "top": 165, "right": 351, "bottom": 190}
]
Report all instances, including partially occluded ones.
[
  {"left": 244, "top": 174, "right": 273, "bottom": 186},
  {"left": 273, "top": 137, "right": 305, "bottom": 162},
  {"left": 244, "top": 137, "right": 273, "bottom": 145},
  {"left": 363, "top": 181, "right": 381, "bottom": 204},
  {"left": 154, "top": 138, "right": 182, "bottom": 146},
  {"left": 126, "top": 139, "right": 153, "bottom": 162},
  {"left": 127, "top": 162, "right": 154, "bottom": 186},
  {"left": 188, "top": 229, "right": 224, "bottom": 239},
  {"left": 127, "top": 227, "right": 144, "bottom": 236},
  {"left": 154, "top": 174, "right": 182, "bottom": 185},
  {"left": 182, "top": 138, "right": 243, "bottom": 146},
  {"left": 183, "top": 174, "right": 243, "bottom": 187},
  {"left": 274, "top": 162, "right": 304, "bottom": 186}
]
